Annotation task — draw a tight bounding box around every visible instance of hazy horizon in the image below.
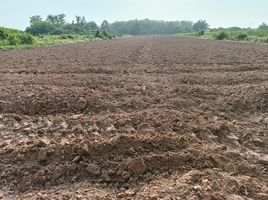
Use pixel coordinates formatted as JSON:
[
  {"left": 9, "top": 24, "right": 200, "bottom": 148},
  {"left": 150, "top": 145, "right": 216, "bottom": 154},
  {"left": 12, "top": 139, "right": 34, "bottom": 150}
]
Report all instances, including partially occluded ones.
[{"left": 1, "top": 0, "right": 267, "bottom": 30}]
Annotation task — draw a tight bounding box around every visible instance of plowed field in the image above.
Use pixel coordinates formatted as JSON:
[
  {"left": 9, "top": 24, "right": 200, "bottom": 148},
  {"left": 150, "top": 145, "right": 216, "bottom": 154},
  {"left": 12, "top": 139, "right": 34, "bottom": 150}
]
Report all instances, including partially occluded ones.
[{"left": 0, "top": 36, "right": 267, "bottom": 199}]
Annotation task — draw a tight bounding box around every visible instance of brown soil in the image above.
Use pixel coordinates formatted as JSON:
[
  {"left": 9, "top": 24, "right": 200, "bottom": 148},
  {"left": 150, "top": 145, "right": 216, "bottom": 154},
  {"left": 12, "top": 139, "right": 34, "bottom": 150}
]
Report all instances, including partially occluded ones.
[{"left": 0, "top": 36, "right": 267, "bottom": 200}]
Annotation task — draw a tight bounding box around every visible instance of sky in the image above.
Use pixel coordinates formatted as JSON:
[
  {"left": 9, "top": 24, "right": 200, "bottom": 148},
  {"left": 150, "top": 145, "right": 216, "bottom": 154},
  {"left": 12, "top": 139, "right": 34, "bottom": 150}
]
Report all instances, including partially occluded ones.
[{"left": 0, "top": 0, "right": 267, "bottom": 30}]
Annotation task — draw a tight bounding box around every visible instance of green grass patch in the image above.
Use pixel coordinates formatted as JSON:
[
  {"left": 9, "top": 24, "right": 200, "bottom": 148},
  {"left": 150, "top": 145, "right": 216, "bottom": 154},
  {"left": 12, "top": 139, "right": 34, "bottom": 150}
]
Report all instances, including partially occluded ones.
[
  {"left": 200, "top": 29, "right": 268, "bottom": 44},
  {"left": 0, "top": 34, "right": 101, "bottom": 51},
  {"left": 177, "top": 29, "right": 268, "bottom": 45}
]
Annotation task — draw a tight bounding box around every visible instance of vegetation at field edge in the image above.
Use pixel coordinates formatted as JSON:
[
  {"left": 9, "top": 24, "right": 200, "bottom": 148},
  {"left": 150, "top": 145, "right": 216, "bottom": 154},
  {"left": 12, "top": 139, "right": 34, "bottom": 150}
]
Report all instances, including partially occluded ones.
[
  {"left": 181, "top": 24, "right": 268, "bottom": 45},
  {"left": 0, "top": 14, "right": 119, "bottom": 51},
  {"left": 0, "top": 31, "right": 104, "bottom": 51},
  {"left": 1, "top": 15, "right": 268, "bottom": 51}
]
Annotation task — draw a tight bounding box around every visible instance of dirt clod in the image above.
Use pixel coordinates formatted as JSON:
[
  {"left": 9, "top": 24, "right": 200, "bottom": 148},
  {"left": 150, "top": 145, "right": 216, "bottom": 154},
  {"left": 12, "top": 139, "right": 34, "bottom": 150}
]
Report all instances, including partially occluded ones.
[
  {"left": 127, "top": 157, "right": 147, "bottom": 174},
  {"left": 34, "top": 169, "right": 46, "bottom": 185},
  {"left": 76, "top": 97, "right": 87, "bottom": 110},
  {"left": 86, "top": 164, "right": 101, "bottom": 175},
  {"left": 37, "top": 149, "right": 47, "bottom": 162},
  {"left": 121, "top": 171, "right": 131, "bottom": 182}
]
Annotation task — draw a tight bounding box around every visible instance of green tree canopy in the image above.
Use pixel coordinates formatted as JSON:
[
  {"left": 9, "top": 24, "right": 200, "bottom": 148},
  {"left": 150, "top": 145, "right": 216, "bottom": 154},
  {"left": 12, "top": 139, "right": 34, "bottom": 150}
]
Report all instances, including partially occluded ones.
[
  {"left": 26, "top": 14, "right": 100, "bottom": 35},
  {"left": 26, "top": 21, "right": 56, "bottom": 35},
  {"left": 110, "top": 19, "right": 194, "bottom": 35},
  {"left": 30, "top": 15, "right": 43, "bottom": 25},
  {"left": 101, "top": 20, "right": 110, "bottom": 31},
  {"left": 192, "top": 20, "right": 209, "bottom": 32},
  {"left": 46, "top": 14, "right": 66, "bottom": 25},
  {"left": 258, "top": 23, "right": 268, "bottom": 30}
]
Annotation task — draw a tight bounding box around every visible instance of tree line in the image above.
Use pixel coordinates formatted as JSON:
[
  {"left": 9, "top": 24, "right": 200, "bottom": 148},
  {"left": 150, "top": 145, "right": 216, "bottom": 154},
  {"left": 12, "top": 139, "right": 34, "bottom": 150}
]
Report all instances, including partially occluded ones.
[
  {"left": 110, "top": 19, "right": 209, "bottom": 35},
  {"left": 25, "top": 15, "right": 210, "bottom": 36},
  {"left": 25, "top": 14, "right": 268, "bottom": 36},
  {"left": 1, "top": 14, "right": 267, "bottom": 48},
  {"left": 110, "top": 20, "right": 268, "bottom": 35},
  {"left": 26, "top": 14, "right": 113, "bottom": 39}
]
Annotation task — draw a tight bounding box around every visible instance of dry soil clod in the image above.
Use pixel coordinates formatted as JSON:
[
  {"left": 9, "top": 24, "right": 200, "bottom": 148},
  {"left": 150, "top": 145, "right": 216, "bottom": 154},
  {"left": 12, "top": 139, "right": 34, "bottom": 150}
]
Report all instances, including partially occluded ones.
[{"left": 127, "top": 157, "right": 147, "bottom": 174}]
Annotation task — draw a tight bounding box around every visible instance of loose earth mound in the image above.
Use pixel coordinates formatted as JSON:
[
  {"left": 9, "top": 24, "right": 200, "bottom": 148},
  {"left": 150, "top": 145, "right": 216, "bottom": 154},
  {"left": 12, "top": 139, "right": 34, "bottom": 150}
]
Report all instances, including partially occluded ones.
[{"left": 0, "top": 36, "right": 267, "bottom": 199}]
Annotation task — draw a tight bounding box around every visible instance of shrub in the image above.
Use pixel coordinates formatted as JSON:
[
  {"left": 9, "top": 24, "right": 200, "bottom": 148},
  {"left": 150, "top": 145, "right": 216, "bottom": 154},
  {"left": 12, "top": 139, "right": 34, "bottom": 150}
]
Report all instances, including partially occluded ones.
[
  {"left": 214, "top": 31, "right": 229, "bottom": 40},
  {"left": 0, "top": 28, "right": 35, "bottom": 46},
  {"left": 19, "top": 34, "right": 34, "bottom": 44},
  {"left": 94, "top": 30, "right": 100, "bottom": 38},
  {"left": 236, "top": 33, "right": 248, "bottom": 41},
  {"left": 0, "top": 28, "right": 8, "bottom": 40},
  {"left": 7, "top": 35, "right": 20, "bottom": 45},
  {"left": 197, "top": 30, "right": 205, "bottom": 36},
  {"left": 100, "top": 31, "right": 113, "bottom": 39}
]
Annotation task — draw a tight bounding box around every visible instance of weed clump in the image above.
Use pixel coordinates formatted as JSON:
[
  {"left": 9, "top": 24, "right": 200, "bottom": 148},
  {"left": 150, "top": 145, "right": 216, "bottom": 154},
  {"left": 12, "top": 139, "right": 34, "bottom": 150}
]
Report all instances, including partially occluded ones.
[
  {"left": 214, "top": 31, "right": 229, "bottom": 40},
  {"left": 236, "top": 33, "right": 248, "bottom": 41},
  {"left": 197, "top": 30, "right": 205, "bottom": 36},
  {"left": 19, "top": 34, "right": 34, "bottom": 44}
]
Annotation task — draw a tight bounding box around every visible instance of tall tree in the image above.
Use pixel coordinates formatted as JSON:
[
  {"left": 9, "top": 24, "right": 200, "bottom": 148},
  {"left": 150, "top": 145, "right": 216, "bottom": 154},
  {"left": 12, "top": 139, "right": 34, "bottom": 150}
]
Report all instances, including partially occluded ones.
[
  {"left": 75, "top": 16, "right": 82, "bottom": 24},
  {"left": 46, "top": 14, "right": 66, "bottom": 25},
  {"left": 87, "top": 21, "right": 98, "bottom": 30},
  {"left": 258, "top": 23, "right": 268, "bottom": 29},
  {"left": 101, "top": 20, "right": 110, "bottom": 31},
  {"left": 57, "top": 14, "right": 66, "bottom": 24},
  {"left": 46, "top": 15, "right": 57, "bottom": 25},
  {"left": 30, "top": 15, "right": 43, "bottom": 25},
  {"left": 192, "top": 20, "right": 209, "bottom": 32},
  {"left": 81, "top": 16, "right": 86, "bottom": 25}
]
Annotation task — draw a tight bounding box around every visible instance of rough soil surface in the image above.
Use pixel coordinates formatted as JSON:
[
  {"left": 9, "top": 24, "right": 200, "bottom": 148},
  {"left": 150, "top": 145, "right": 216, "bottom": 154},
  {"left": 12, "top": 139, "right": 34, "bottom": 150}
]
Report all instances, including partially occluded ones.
[{"left": 0, "top": 36, "right": 267, "bottom": 199}]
